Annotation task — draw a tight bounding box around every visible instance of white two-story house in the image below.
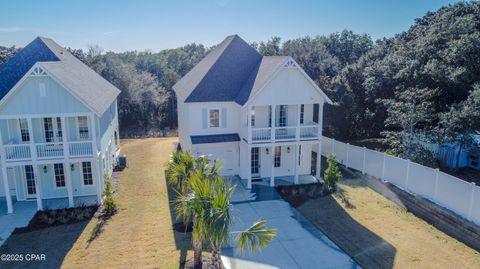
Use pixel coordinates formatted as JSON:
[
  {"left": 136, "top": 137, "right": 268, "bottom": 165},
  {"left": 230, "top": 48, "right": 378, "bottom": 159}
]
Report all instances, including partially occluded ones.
[
  {"left": 174, "top": 35, "right": 332, "bottom": 188},
  {"left": 0, "top": 37, "right": 120, "bottom": 214}
]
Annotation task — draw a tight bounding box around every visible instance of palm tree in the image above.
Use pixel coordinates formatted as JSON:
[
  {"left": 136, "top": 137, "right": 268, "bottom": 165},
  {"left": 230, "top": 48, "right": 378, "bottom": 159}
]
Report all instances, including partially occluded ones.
[
  {"left": 166, "top": 151, "right": 196, "bottom": 194},
  {"left": 178, "top": 171, "right": 277, "bottom": 269},
  {"left": 174, "top": 156, "right": 223, "bottom": 269}
]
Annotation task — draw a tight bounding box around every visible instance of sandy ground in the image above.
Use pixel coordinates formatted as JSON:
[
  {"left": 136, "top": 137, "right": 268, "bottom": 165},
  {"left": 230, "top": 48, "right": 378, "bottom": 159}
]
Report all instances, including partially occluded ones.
[
  {"left": 298, "top": 176, "right": 480, "bottom": 269},
  {"left": 0, "top": 138, "right": 191, "bottom": 269}
]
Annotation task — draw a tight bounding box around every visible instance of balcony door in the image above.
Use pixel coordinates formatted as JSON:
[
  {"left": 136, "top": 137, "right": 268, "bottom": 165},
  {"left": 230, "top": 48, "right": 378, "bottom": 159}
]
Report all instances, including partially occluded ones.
[{"left": 43, "top": 117, "right": 63, "bottom": 143}]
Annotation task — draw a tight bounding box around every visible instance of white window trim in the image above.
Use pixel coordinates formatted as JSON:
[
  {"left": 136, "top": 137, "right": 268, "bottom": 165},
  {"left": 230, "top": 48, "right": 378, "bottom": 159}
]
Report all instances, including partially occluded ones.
[
  {"left": 53, "top": 163, "right": 66, "bottom": 189},
  {"left": 208, "top": 108, "right": 222, "bottom": 129},
  {"left": 76, "top": 116, "right": 91, "bottom": 140},
  {"left": 16, "top": 119, "right": 30, "bottom": 144},
  {"left": 81, "top": 162, "right": 95, "bottom": 187}
]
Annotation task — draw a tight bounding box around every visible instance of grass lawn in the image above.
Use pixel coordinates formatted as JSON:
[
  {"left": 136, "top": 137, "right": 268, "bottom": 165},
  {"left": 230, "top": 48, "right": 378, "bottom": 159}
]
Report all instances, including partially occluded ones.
[
  {"left": 0, "top": 138, "right": 192, "bottom": 269},
  {"left": 298, "top": 175, "right": 480, "bottom": 269}
]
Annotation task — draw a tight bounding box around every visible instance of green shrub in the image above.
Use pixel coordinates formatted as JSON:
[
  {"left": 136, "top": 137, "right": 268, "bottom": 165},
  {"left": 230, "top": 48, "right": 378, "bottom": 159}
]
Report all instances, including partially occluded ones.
[
  {"left": 103, "top": 173, "right": 118, "bottom": 215},
  {"left": 324, "top": 154, "right": 342, "bottom": 191}
]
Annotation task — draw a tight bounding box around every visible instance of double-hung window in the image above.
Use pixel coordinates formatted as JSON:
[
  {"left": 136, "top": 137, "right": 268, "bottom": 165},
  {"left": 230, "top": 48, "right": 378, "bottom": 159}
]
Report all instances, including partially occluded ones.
[
  {"left": 78, "top": 116, "right": 89, "bottom": 139},
  {"left": 209, "top": 109, "right": 220, "bottom": 128},
  {"left": 54, "top": 163, "right": 66, "bottom": 188},
  {"left": 19, "top": 119, "right": 30, "bottom": 142},
  {"left": 274, "top": 146, "right": 281, "bottom": 167},
  {"left": 82, "top": 162, "right": 93, "bottom": 185}
]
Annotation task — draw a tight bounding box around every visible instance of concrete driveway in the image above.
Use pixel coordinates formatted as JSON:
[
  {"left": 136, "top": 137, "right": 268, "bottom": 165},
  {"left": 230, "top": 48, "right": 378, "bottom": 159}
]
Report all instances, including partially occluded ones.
[{"left": 222, "top": 177, "right": 360, "bottom": 269}]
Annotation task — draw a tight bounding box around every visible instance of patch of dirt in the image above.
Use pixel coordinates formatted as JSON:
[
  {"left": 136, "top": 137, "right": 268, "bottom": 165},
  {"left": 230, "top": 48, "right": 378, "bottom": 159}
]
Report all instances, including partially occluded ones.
[{"left": 297, "top": 177, "right": 480, "bottom": 269}]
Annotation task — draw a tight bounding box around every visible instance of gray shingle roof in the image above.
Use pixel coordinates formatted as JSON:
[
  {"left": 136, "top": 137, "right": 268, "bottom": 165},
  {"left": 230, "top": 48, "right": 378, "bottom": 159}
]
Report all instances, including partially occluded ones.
[
  {"left": 174, "top": 35, "right": 264, "bottom": 105},
  {"left": 0, "top": 37, "right": 59, "bottom": 99},
  {"left": 191, "top": 133, "right": 240, "bottom": 144},
  {"left": 174, "top": 35, "right": 332, "bottom": 106},
  {"left": 0, "top": 37, "right": 120, "bottom": 116}
]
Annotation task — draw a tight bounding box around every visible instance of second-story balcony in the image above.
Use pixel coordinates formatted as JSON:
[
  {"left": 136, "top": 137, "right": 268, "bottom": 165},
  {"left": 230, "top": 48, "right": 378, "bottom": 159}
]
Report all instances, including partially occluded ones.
[
  {"left": 251, "top": 124, "right": 319, "bottom": 143},
  {"left": 1, "top": 115, "right": 96, "bottom": 163},
  {"left": 245, "top": 103, "right": 322, "bottom": 144},
  {"left": 3, "top": 141, "right": 94, "bottom": 162}
]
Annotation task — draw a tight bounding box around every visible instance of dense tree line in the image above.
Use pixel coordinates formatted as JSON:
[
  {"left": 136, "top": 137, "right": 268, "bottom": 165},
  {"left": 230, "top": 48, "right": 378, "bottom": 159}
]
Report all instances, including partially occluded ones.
[{"left": 1, "top": 2, "right": 478, "bottom": 164}]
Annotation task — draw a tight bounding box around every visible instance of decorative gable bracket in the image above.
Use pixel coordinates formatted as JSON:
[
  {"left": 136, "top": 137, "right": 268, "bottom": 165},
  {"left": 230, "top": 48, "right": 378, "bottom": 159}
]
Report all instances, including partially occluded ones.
[
  {"left": 283, "top": 59, "right": 297, "bottom": 68},
  {"left": 30, "top": 66, "right": 48, "bottom": 77}
]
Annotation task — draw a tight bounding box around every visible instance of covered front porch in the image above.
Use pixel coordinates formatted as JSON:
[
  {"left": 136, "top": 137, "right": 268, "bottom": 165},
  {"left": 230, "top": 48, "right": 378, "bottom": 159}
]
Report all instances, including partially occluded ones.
[
  {"left": 241, "top": 141, "right": 322, "bottom": 189},
  {"left": 1, "top": 159, "right": 102, "bottom": 214}
]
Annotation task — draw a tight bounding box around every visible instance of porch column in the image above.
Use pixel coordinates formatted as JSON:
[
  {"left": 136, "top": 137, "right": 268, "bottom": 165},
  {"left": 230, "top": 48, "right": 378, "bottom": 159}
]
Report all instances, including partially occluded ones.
[
  {"left": 296, "top": 104, "right": 301, "bottom": 141},
  {"left": 318, "top": 103, "right": 324, "bottom": 138},
  {"left": 64, "top": 162, "right": 74, "bottom": 207},
  {"left": 294, "top": 144, "right": 299, "bottom": 184},
  {"left": 93, "top": 157, "right": 103, "bottom": 204},
  {"left": 60, "top": 117, "right": 69, "bottom": 158},
  {"left": 316, "top": 142, "right": 321, "bottom": 181},
  {"left": 89, "top": 114, "right": 102, "bottom": 204},
  {"left": 0, "top": 129, "right": 13, "bottom": 213},
  {"left": 34, "top": 165, "right": 43, "bottom": 210},
  {"left": 2, "top": 165, "right": 13, "bottom": 213},
  {"left": 270, "top": 145, "right": 275, "bottom": 187},
  {"left": 247, "top": 106, "right": 252, "bottom": 143},
  {"left": 270, "top": 105, "right": 275, "bottom": 142},
  {"left": 247, "top": 146, "right": 252, "bottom": 189},
  {"left": 27, "top": 117, "right": 37, "bottom": 160}
]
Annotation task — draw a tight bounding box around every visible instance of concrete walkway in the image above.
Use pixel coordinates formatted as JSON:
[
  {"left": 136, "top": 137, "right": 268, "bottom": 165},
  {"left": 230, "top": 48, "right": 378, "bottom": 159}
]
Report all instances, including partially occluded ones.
[
  {"left": 222, "top": 177, "right": 360, "bottom": 269},
  {"left": 0, "top": 200, "right": 36, "bottom": 247},
  {"left": 0, "top": 196, "right": 97, "bottom": 247}
]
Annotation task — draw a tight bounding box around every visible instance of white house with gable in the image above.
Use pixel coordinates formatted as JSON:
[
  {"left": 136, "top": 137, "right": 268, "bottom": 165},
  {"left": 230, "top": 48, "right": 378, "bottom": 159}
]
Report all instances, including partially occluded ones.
[
  {"left": 174, "top": 35, "right": 332, "bottom": 188},
  {"left": 0, "top": 37, "right": 120, "bottom": 214}
]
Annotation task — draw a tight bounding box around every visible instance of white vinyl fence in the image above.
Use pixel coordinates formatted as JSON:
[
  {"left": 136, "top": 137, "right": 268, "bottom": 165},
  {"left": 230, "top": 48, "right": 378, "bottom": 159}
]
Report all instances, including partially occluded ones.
[{"left": 321, "top": 136, "right": 480, "bottom": 226}]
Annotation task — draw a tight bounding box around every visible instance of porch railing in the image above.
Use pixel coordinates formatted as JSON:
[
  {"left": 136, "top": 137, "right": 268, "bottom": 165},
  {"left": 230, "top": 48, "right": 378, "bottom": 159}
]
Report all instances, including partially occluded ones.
[
  {"left": 69, "top": 141, "right": 93, "bottom": 157},
  {"left": 252, "top": 128, "right": 271, "bottom": 142},
  {"left": 3, "top": 144, "right": 31, "bottom": 161},
  {"left": 250, "top": 124, "right": 320, "bottom": 143},
  {"left": 2, "top": 141, "right": 95, "bottom": 162},
  {"left": 36, "top": 143, "right": 64, "bottom": 159},
  {"left": 300, "top": 125, "right": 319, "bottom": 139},
  {"left": 275, "top": 126, "right": 297, "bottom": 140}
]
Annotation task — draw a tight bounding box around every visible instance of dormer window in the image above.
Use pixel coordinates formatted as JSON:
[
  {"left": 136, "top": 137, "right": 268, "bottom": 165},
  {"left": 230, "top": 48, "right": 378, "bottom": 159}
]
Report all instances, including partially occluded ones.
[{"left": 209, "top": 109, "right": 220, "bottom": 128}]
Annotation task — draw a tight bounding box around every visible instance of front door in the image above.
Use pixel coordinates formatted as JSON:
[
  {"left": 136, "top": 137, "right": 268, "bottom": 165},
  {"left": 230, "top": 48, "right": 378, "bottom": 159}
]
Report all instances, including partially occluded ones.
[
  {"left": 24, "top": 165, "right": 36, "bottom": 199},
  {"left": 251, "top": 147, "right": 260, "bottom": 178},
  {"left": 43, "top": 117, "right": 63, "bottom": 143}
]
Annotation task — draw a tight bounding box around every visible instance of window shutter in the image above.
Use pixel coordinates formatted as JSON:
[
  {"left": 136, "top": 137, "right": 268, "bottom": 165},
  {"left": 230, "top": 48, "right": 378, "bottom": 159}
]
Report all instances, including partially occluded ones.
[
  {"left": 202, "top": 108, "right": 208, "bottom": 129},
  {"left": 221, "top": 108, "right": 227, "bottom": 128}
]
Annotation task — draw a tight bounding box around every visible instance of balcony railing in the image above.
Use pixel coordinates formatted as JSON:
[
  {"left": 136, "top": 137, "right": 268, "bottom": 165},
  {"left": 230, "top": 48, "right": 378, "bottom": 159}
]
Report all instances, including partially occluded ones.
[
  {"left": 4, "top": 144, "right": 31, "bottom": 161},
  {"left": 2, "top": 141, "right": 94, "bottom": 162},
  {"left": 251, "top": 124, "right": 319, "bottom": 143},
  {"left": 36, "top": 143, "right": 64, "bottom": 159},
  {"left": 69, "top": 141, "right": 94, "bottom": 157}
]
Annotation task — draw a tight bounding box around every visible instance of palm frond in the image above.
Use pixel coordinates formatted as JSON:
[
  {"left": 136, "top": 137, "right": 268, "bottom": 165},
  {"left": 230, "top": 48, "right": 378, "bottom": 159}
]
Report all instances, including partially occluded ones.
[{"left": 236, "top": 220, "right": 277, "bottom": 255}]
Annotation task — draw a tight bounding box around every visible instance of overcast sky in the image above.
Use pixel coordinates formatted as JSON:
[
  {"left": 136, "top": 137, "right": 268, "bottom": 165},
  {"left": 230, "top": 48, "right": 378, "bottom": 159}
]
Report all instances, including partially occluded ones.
[{"left": 0, "top": 0, "right": 460, "bottom": 52}]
